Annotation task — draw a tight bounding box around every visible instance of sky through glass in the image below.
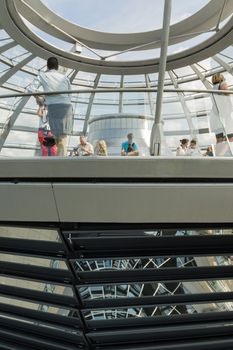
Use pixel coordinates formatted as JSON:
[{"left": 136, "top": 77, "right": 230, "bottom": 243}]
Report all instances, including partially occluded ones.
[{"left": 42, "top": 0, "right": 210, "bottom": 33}]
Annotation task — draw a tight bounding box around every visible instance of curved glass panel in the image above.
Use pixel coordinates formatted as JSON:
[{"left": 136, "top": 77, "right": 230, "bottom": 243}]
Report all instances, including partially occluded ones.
[{"left": 42, "top": 0, "right": 210, "bottom": 33}]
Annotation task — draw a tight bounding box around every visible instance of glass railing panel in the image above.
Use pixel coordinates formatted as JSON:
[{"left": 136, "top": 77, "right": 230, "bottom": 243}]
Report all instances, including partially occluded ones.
[{"left": 0, "top": 88, "right": 232, "bottom": 157}]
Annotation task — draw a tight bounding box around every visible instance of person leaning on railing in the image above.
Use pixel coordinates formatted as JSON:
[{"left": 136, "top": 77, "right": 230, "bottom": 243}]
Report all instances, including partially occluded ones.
[
  {"left": 27, "top": 57, "right": 73, "bottom": 157},
  {"left": 70, "top": 135, "right": 94, "bottom": 157},
  {"left": 176, "top": 138, "right": 189, "bottom": 156},
  {"left": 121, "top": 133, "right": 139, "bottom": 156},
  {"left": 186, "top": 139, "right": 202, "bottom": 157},
  {"left": 204, "top": 146, "right": 214, "bottom": 157},
  {"left": 96, "top": 140, "right": 108, "bottom": 156}
]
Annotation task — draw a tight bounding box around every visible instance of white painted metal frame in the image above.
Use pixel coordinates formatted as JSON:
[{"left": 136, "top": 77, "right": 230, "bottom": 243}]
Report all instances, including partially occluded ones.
[{"left": 1, "top": 0, "right": 233, "bottom": 74}]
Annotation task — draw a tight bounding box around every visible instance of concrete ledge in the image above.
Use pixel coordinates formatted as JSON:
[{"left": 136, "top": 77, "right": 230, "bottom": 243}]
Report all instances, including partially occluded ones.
[{"left": 0, "top": 157, "right": 232, "bottom": 179}]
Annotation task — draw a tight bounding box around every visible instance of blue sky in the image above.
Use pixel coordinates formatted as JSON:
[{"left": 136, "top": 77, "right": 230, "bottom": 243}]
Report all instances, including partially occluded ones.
[
  {"left": 42, "top": 0, "right": 210, "bottom": 33},
  {"left": 24, "top": 0, "right": 212, "bottom": 61}
]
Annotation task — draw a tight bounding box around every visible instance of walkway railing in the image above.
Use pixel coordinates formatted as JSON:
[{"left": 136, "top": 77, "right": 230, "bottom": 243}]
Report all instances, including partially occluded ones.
[
  {"left": 0, "top": 88, "right": 232, "bottom": 157},
  {"left": 0, "top": 87, "right": 232, "bottom": 99}
]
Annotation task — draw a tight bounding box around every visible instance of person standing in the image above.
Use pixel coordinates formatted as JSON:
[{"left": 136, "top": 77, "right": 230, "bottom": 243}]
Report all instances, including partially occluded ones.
[
  {"left": 28, "top": 57, "right": 73, "bottom": 156},
  {"left": 210, "top": 73, "right": 233, "bottom": 143}
]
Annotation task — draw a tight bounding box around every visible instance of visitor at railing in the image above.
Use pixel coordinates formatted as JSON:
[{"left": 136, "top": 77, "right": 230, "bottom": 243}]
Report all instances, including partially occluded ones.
[
  {"left": 96, "top": 140, "right": 108, "bottom": 156},
  {"left": 176, "top": 138, "right": 189, "bottom": 156},
  {"left": 27, "top": 57, "right": 73, "bottom": 157},
  {"left": 210, "top": 73, "right": 233, "bottom": 145},
  {"left": 121, "top": 133, "right": 139, "bottom": 156},
  {"left": 187, "top": 139, "right": 202, "bottom": 157},
  {"left": 204, "top": 146, "right": 214, "bottom": 157},
  {"left": 70, "top": 135, "right": 94, "bottom": 156},
  {"left": 36, "top": 96, "right": 57, "bottom": 157}
]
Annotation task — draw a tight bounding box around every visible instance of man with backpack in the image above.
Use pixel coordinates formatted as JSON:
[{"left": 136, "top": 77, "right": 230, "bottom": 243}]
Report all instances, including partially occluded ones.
[
  {"left": 27, "top": 57, "right": 73, "bottom": 156},
  {"left": 121, "top": 133, "right": 139, "bottom": 156}
]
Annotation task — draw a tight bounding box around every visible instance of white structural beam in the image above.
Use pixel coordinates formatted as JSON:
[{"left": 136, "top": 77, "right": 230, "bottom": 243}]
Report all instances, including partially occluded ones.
[
  {"left": 0, "top": 40, "right": 16, "bottom": 55},
  {"left": 83, "top": 74, "right": 101, "bottom": 135},
  {"left": 0, "top": 96, "right": 31, "bottom": 151},
  {"left": 191, "top": 64, "right": 212, "bottom": 89},
  {"left": 150, "top": 0, "right": 172, "bottom": 156},
  {"left": 0, "top": 54, "right": 35, "bottom": 151},
  {"left": 15, "top": 0, "right": 233, "bottom": 51},
  {"left": 119, "top": 75, "right": 124, "bottom": 114},
  {"left": 168, "top": 70, "right": 196, "bottom": 137},
  {"left": 213, "top": 54, "right": 233, "bottom": 74},
  {"left": 0, "top": 54, "right": 35, "bottom": 86},
  {"left": 1, "top": 0, "right": 233, "bottom": 74},
  {"left": 145, "top": 74, "right": 154, "bottom": 115}
]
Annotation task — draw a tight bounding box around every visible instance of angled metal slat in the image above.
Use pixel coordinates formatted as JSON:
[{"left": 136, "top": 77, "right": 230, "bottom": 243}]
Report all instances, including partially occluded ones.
[
  {"left": 75, "top": 265, "right": 233, "bottom": 284},
  {"left": 0, "top": 284, "right": 76, "bottom": 308},
  {"left": 0, "top": 315, "right": 85, "bottom": 348},
  {"left": 87, "top": 321, "right": 233, "bottom": 346},
  {"left": 0, "top": 237, "right": 66, "bottom": 257},
  {"left": 0, "top": 328, "right": 81, "bottom": 350},
  {"left": 0, "top": 340, "right": 31, "bottom": 350},
  {"left": 0, "top": 302, "right": 81, "bottom": 328},
  {"left": 67, "top": 234, "right": 233, "bottom": 258},
  {"left": 99, "top": 336, "right": 233, "bottom": 350},
  {"left": 0, "top": 261, "right": 72, "bottom": 284}
]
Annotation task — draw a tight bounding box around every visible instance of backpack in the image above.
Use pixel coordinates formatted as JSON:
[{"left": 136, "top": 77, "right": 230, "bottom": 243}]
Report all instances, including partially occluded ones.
[{"left": 127, "top": 143, "right": 135, "bottom": 153}]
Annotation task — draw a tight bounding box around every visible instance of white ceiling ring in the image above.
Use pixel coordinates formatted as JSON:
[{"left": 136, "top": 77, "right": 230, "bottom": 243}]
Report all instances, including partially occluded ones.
[
  {"left": 16, "top": 0, "right": 233, "bottom": 51},
  {"left": 2, "top": 0, "right": 233, "bottom": 74}
]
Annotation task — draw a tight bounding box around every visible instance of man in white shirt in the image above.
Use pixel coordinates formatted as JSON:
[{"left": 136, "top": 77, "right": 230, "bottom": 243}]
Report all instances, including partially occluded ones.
[
  {"left": 28, "top": 57, "right": 73, "bottom": 156},
  {"left": 187, "top": 139, "right": 202, "bottom": 157},
  {"left": 176, "top": 138, "right": 189, "bottom": 156},
  {"left": 75, "top": 136, "right": 94, "bottom": 156}
]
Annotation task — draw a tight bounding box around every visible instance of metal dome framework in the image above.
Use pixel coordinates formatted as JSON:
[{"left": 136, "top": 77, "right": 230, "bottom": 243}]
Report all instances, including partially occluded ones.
[
  {"left": 0, "top": 0, "right": 232, "bottom": 155},
  {"left": 1, "top": 0, "right": 233, "bottom": 74}
]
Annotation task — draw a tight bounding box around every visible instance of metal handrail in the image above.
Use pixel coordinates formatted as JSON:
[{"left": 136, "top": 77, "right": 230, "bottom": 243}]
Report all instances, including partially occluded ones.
[{"left": 0, "top": 88, "right": 232, "bottom": 99}]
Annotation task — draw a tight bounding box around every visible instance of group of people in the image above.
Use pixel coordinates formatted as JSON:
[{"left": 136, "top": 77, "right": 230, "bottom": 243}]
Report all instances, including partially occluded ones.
[
  {"left": 176, "top": 139, "right": 203, "bottom": 157},
  {"left": 28, "top": 56, "right": 140, "bottom": 158},
  {"left": 176, "top": 139, "right": 213, "bottom": 157},
  {"left": 176, "top": 72, "right": 232, "bottom": 157},
  {"left": 69, "top": 133, "right": 139, "bottom": 157},
  {"left": 28, "top": 57, "right": 232, "bottom": 158}
]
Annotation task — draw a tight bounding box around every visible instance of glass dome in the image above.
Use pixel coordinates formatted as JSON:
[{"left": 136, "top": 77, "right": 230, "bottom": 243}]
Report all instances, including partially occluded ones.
[
  {"left": 41, "top": 0, "right": 211, "bottom": 33},
  {"left": 0, "top": 0, "right": 232, "bottom": 157}
]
